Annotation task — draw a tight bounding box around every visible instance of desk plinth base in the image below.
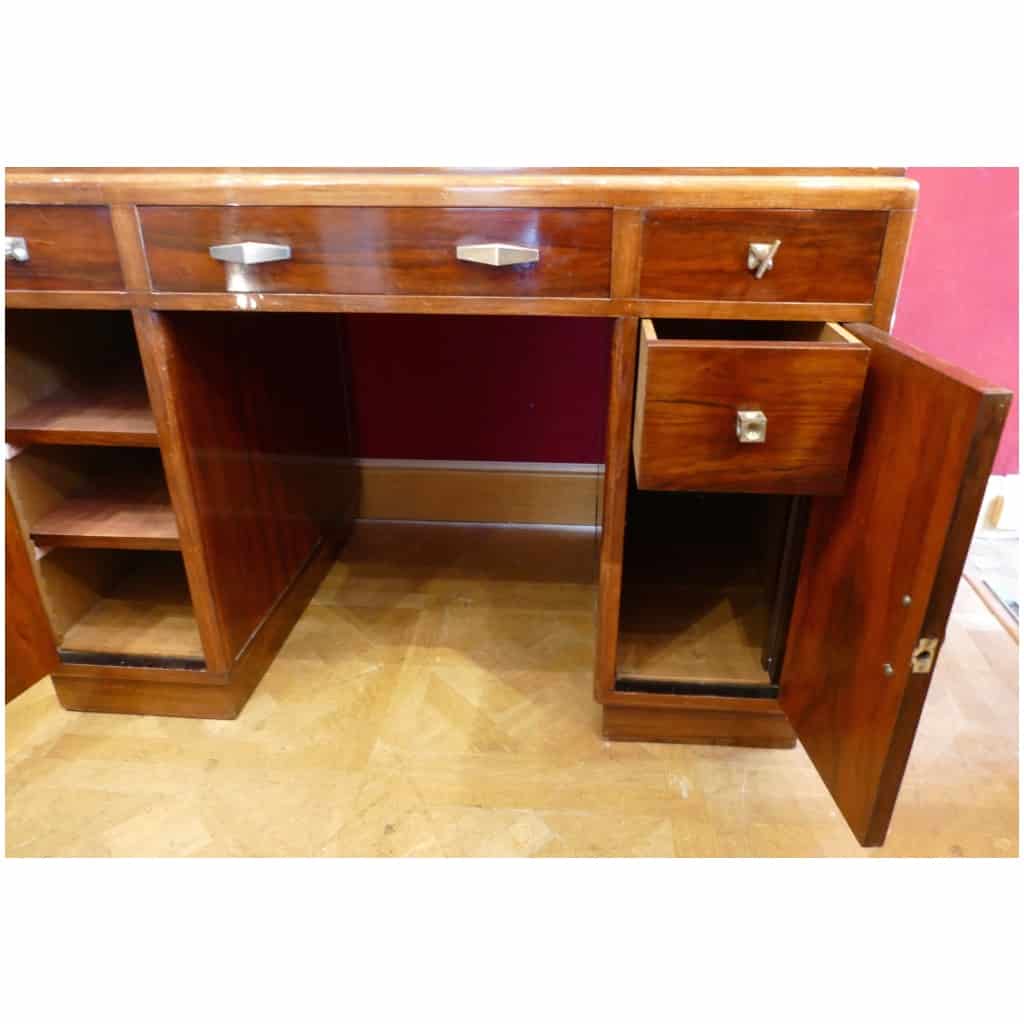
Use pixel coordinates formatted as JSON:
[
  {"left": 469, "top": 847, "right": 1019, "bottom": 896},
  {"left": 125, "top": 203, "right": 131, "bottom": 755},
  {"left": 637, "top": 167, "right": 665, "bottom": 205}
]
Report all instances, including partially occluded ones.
[
  {"left": 51, "top": 535, "right": 339, "bottom": 720},
  {"left": 602, "top": 700, "right": 797, "bottom": 749}
]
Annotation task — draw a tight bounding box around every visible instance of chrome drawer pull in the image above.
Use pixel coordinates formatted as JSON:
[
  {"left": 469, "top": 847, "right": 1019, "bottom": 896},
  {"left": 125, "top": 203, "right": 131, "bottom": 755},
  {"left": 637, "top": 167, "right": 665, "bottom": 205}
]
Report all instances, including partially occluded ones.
[
  {"left": 456, "top": 243, "right": 539, "bottom": 267},
  {"left": 747, "top": 239, "right": 781, "bottom": 279},
  {"left": 5, "top": 236, "right": 29, "bottom": 263},
  {"left": 209, "top": 241, "right": 292, "bottom": 265},
  {"left": 737, "top": 409, "right": 767, "bottom": 443}
]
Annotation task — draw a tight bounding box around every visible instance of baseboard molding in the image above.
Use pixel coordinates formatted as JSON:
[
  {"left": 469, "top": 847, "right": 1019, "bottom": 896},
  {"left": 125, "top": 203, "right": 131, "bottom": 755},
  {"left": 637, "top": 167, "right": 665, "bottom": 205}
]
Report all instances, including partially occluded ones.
[{"left": 356, "top": 459, "right": 604, "bottom": 526}]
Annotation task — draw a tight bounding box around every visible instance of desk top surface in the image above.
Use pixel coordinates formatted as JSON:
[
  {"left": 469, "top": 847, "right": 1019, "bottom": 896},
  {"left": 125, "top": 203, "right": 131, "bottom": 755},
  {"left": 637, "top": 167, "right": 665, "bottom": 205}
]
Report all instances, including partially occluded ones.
[{"left": 6, "top": 167, "right": 917, "bottom": 210}]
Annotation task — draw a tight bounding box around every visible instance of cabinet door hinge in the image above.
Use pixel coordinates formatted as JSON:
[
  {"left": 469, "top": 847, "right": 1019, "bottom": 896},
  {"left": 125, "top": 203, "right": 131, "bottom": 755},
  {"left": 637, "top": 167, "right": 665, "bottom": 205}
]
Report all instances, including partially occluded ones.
[{"left": 911, "top": 637, "right": 940, "bottom": 674}]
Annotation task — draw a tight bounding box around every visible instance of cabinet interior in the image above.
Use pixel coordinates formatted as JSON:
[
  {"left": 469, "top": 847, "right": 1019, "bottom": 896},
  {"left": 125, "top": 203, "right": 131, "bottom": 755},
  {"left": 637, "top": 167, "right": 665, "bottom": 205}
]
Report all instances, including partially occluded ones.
[
  {"left": 616, "top": 482, "right": 800, "bottom": 693},
  {"left": 5, "top": 309, "right": 201, "bottom": 669}
]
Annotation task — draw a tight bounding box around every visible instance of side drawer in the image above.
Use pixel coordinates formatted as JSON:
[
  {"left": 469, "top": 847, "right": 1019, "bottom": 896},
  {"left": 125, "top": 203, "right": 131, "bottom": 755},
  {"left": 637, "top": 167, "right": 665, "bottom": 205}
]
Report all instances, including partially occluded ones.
[
  {"left": 638, "top": 209, "right": 887, "bottom": 303},
  {"left": 633, "top": 319, "right": 869, "bottom": 494},
  {"left": 138, "top": 206, "right": 612, "bottom": 297},
  {"left": 5, "top": 206, "right": 124, "bottom": 291}
]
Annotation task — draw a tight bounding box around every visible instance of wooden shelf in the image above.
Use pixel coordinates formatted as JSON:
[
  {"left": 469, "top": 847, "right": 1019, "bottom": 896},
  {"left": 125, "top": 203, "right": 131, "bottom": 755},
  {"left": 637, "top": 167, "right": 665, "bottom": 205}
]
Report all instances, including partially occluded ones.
[
  {"left": 30, "top": 478, "right": 179, "bottom": 551},
  {"left": 60, "top": 553, "right": 203, "bottom": 661},
  {"left": 618, "top": 582, "right": 772, "bottom": 685},
  {"left": 6, "top": 374, "right": 158, "bottom": 448}
]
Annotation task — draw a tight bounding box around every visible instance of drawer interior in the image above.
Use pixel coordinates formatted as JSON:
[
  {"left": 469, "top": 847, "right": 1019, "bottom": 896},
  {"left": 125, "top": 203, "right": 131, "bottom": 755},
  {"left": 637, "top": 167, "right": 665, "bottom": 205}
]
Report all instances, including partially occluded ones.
[
  {"left": 633, "top": 317, "right": 869, "bottom": 496},
  {"left": 646, "top": 318, "right": 862, "bottom": 344}
]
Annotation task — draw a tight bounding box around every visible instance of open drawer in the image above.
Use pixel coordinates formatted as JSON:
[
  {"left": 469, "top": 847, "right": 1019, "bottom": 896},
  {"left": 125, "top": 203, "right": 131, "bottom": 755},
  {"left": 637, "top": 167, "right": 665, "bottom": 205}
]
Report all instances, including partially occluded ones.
[{"left": 632, "top": 318, "right": 870, "bottom": 494}]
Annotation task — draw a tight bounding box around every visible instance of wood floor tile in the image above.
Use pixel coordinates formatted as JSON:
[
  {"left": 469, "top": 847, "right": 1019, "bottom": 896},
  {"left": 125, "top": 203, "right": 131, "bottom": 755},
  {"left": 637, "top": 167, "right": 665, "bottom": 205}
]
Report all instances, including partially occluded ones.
[{"left": 5, "top": 521, "right": 1018, "bottom": 857}]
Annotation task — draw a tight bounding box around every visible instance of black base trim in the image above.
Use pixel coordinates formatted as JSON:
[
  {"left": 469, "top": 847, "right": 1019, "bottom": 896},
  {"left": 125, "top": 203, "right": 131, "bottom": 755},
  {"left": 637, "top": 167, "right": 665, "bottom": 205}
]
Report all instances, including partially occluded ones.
[
  {"left": 615, "top": 677, "right": 779, "bottom": 700},
  {"left": 58, "top": 649, "right": 207, "bottom": 672}
]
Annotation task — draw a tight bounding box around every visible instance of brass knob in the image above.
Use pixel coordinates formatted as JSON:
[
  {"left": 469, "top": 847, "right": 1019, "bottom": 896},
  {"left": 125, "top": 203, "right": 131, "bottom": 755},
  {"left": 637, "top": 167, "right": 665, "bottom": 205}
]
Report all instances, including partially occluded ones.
[{"left": 747, "top": 240, "right": 781, "bottom": 279}]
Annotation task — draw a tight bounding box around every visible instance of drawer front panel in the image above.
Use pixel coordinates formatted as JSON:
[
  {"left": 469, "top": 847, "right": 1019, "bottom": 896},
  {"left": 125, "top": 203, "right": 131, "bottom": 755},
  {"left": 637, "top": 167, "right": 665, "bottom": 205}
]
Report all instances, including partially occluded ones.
[
  {"left": 139, "top": 206, "right": 612, "bottom": 297},
  {"left": 5, "top": 206, "right": 124, "bottom": 291},
  {"left": 633, "top": 324, "right": 869, "bottom": 494},
  {"left": 638, "top": 209, "right": 887, "bottom": 302}
]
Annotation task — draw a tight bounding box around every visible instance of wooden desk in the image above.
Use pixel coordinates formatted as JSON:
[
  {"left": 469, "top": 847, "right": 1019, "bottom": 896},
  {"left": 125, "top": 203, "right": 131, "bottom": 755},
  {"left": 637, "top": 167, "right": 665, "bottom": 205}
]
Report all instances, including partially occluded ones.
[{"left": 5, "top": 168, "right": 1010, "bottom": 846}]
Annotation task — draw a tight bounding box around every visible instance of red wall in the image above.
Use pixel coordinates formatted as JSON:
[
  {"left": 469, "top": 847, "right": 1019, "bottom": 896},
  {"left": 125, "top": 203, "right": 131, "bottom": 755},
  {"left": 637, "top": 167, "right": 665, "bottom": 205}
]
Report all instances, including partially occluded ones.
[
  {"left": 897, "top": 168, "right": 1018, "bottom": 474},
  {"left": 347, "top": 315, "right": 612, "bottom": 462},
  {"left": 349, "top": 170, "right": 1018, "bottom": 473}
]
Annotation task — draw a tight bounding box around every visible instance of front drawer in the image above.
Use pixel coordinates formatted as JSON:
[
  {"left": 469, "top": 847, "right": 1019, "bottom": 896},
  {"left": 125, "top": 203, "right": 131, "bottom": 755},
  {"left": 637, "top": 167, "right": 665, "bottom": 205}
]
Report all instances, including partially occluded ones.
[
  {"left": 633, "top": 319, "right": 869, "bottom": 494},
  {"left": 5, "top": 206, "right": 124, "bottom": 291},
  {"left": 638, "top": 209, "right": 887, "bottom": 303},
  {"left": 139, "top": 206, "right": 612, "bottom": 297}
]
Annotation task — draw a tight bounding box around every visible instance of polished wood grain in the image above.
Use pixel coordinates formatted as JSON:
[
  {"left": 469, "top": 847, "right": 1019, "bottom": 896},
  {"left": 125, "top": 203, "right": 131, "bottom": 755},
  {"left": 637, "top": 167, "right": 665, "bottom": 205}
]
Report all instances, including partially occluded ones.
[
  {"left": 108, "top": 203, "right": 152, "bottom": 292},
  {"left": 6, "top": 370, "right": 158, "bottom": 447},
  {"left": 149, "top": 291, "right": 616, "bottom": 316},
  {"left": 603, "top": 701, "right": 795, "bottom": 748},
  {"left": 871, "top": 209, "right": 916, "bottom": 330},
  {"left": 6, "top": 168, "right": 919, "bottom": 210},
  {"left": 5, "top": 291, "right": 130, "bottom": 309},
  {"left": 610, "top": 209, "right": 644, "bottom": 298},
  {"left": 639, "top": 209, "right": 888, "bottom": 302},
  {"left": 133, "top": 310, "right": 231, "bottom": 670},
  {"left": 51, "top": 671, "right": 237, "bottom": 718},
  {"left": 144, "top": 291, "right": 877, "bottom": 321},
  {"left": 780, "top": 324, "right": 1012, "bottom": 846},
  {"left": 4, "top": 205, "right": 124, "bottom": 291},
  {"left": 139, "top": 206, "right": 612, "bottom": 297},
  {"left": 594, "top": 317, "right": 639, "bottom": 702},
  {"left": 847, "top": 323, "right": 1013, "bottom": 846},
  {"left": 5, "top": 171, "right": 917, "bottom": 323},
  {"left": 620, "top": 298, "right": 873, "bottom": 321},
  {"left": 139, "top": 311, "right": 357, "bottom": 664},
  {"left": 6, "top": 491, "right": 58, "bottom": 701},
  {"left": 632, "top": 319, "right": 869, "bottom": 493},
  {"left": 29, "top": 477, "right": 178, "bottom": 551}
]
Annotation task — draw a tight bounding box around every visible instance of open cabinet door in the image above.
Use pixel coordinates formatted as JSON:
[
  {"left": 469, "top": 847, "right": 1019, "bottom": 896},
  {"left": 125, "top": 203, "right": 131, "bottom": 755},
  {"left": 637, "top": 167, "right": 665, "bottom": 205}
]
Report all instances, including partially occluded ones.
[
  {"left": 6, "top": 489, "right": 58, "bottom": 701},
  {"left": 780, "top": 323, "right": 1012, "bottom": 846}
]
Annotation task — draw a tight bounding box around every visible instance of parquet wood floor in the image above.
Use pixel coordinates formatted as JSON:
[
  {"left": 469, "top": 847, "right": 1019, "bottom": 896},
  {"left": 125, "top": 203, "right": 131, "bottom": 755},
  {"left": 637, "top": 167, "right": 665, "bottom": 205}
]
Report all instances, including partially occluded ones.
[{"left": 5, "top": 521, "right": 1018, "bottom": 857}]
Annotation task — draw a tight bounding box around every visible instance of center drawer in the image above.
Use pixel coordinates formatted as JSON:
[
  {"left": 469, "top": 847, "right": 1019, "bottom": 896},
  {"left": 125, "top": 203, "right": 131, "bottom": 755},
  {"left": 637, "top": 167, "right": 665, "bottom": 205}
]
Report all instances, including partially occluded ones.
[
  {"left": 633, "top": 319, "right": 869, "bottom": 495},
  {"left": 138, "top": 206, "right": 612, "bottom": 297}
]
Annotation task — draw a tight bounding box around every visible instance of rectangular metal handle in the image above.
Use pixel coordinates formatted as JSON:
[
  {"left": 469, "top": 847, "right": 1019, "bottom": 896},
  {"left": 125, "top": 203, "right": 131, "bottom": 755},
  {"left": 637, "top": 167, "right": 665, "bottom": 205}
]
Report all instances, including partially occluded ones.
[
  {"left": 456, "top": 243, "right": 539, "bottom": 267},
  {"left": 209, "top": 241, "right": 292, "bottom": 265},
  {"left": 5, "top": 236, "right": 29, "bottom": 262}
]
